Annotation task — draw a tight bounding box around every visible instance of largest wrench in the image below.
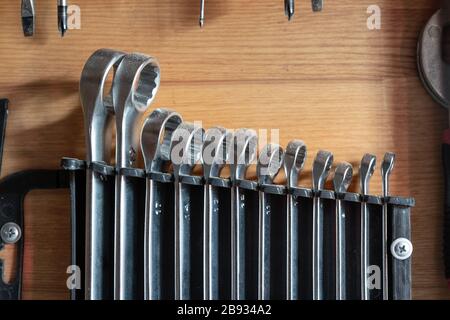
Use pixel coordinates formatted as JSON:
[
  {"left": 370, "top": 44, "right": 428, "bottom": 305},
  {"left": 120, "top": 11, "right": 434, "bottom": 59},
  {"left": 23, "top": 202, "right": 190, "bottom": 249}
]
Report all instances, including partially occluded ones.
[
  {"left": 80, "top": 49, "right": 125, "bottom": 300},
  {"left": 112, "top": 53, "right": 161, "bottom": 300}
]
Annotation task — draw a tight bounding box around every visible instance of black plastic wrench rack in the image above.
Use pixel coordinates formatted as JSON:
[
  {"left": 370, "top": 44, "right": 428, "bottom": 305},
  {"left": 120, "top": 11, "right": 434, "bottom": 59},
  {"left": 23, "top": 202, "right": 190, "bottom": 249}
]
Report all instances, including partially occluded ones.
[
  {"left": 62, "top": 157, "right": 414, "bottom": 300},
  {"left": 0, "top": 99, "right": 71, "bottom": 300}
]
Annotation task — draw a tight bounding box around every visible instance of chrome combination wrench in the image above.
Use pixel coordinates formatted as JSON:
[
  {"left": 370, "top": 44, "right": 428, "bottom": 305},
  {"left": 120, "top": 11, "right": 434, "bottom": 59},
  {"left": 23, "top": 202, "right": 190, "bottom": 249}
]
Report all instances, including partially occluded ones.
[
  {"left": 80, "top": 49, "right": 125, "bottom": 300},
  {"left": 141, "top": 109, "right": 182, "bottom": 300},
  {"left": 284, "top": 140, "right": 307, "bottom": 300},
  {"left": 172, "top": 123, "right": 204, "bottom": 300},
  {"left": 112, "top": 53, "right": 160, "bottom": 300},
  {"left": 311, "top": 150, "right": 333, "bottom": 300}
]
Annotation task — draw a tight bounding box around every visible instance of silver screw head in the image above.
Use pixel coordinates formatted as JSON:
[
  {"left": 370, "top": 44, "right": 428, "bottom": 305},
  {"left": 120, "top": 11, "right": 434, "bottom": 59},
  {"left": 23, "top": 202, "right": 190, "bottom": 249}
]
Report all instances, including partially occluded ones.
[
  {"left": 1, "top": 222, "right": 22, "bottom": 244},
  {"left": 391, "top": 237, "right": 413, "bottom": 260}
]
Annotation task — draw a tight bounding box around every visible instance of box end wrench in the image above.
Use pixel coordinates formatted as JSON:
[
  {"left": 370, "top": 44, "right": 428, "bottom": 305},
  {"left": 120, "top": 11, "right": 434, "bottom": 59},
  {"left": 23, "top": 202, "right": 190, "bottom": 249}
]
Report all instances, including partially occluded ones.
[
  {"left": 333, "top": 162, "right": 353, "bottom": 300},
  {"left": 284, "top": 140, "right": 307, "bottom": 300},
  {"left": 171, "top": 123, "right": 205, "bottom": 300},
  {"left": 141, "top": 109, "right": 183, "bottom": 300},
  {"left": 257, "top": 144, "right": 285, "bottom": 300},
  {"left": 112, "top": 53, "right": 161, "bottom": 300},
  {"left": 80, "top": 48, "right": 126, "bottom": 300},
  {"left": 360, "top": 153, "right": 376, "bottom": 300},
  {"left": 312, "top": 150, "right": 333, "bottom": 300},
  {"left": 417, "top": 3, "right": 450, "bottom": 286},
  {"left": 202, "top": 127, "right": 233, "bottom": 300},
  {"left": 381, "top": 152, "right": 395, "bottom": 300},
  {"left": 230, "top": 129, "right": 258, "bottom": 300}
]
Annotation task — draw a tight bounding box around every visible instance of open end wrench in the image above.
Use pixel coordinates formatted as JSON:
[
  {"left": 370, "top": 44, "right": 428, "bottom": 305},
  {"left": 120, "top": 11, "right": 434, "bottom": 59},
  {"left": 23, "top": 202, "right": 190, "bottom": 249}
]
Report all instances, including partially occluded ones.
[
  {"left": 333, "top": 162, "right": 353, "bottom": 300},
  {"left": 202, "top": 127, "right": 233, "bottom": 300},
  {"left": 230, "top": 129, "right": 258, "bottom": 300},
  {"left": 312, "top": 150, "right": 333, "bottom": 300},
  {"left": 80, "top": 48, "right": 125, "bottom": 300},
  {"left": 171, "top": 123, "right": 204, "bottom": 300},
  {"left": 141, "top": 109, "right": 182, "bottom": 300},
  {"left": 359, "top": 153, "right": 376, "bottom": 300},
  {"left": 257, "top": 144, "right": 285, "bottom": 300},
  {"left": 284, "top": 140, "right": 307, "bottom": 300},
  {"left": 112, "top": 53, "right": 160, "bottom": 300},
  {"left": 381, "top": 152, "right": 395, "bottom": 300}
]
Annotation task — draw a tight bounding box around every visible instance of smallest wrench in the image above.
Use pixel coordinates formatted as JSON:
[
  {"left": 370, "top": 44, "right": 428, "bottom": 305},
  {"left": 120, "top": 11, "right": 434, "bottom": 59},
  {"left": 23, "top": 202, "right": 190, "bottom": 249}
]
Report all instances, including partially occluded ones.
[
  {"left": 257, "top": 144, "right": 285, "bottom": 300},
  {"left": 312, "top": 150, "right": 333, "bottom": 300},
  {"left": 360, "top": 154, "right": 376, "bottom": 300},
  {"left": 333, "top": 162, "right": 353, "bottom": 300},
  {"left": 284, "top": 140, "right": 307, "bottom": 300},
  {"left": 381, "top": 152, "right": 395, "bottom": 300}
]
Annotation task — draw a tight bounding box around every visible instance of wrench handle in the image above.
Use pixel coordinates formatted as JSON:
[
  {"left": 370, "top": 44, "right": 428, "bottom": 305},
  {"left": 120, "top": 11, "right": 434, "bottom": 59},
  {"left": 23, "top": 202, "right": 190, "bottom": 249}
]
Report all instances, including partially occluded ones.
[
  {"left": 442, "top": 131, "right": 450, "bottom": 282},
  {"left": 85, "top": 169, "right": 115, "bottom": 300}
]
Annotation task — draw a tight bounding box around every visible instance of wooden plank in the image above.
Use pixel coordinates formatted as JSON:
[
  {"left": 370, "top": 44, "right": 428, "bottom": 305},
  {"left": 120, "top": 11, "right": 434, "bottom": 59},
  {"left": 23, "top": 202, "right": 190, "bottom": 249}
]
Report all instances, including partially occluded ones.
[{"left": 0, "top": 0, "right": 447, "bottom": 299}]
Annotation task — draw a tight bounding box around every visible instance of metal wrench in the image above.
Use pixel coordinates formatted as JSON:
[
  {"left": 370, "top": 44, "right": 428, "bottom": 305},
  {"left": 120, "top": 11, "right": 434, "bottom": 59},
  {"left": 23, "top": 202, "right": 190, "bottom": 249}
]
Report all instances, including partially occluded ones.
[
  {"left": 112, "top": 53, "right": 160, "bottom": 300},
  {"left": 333, "top": 162, "right": 353, "bottom": 300},
  {"left": 257, "top": 144, "right": 285, "bottom": 300},
  {"left": 80, "top": 48, "right": 125, "bottom": 300},
  {"left": 360, "top": 153, "right": 376, "bottom": 300},
  {"left": 284, "top": 140, "right": 307, "bottom": 300},
  {"left": 171, "top": 123, "right": 205, "bottom": 300},
  {"left": 312, "top": 150, "right": 333, "bottom": 300},
  {"left": 141, "top": 109, "right": 182, "bottom": 300},
  {"left": 202, "top": 127, "right": 233, "bottom": 300},
  {"left": 230, "top": 129, "right": 258, "bottom": 300},
  {"left": 381, "top": 152, "right": 395, "bottom": 300}
]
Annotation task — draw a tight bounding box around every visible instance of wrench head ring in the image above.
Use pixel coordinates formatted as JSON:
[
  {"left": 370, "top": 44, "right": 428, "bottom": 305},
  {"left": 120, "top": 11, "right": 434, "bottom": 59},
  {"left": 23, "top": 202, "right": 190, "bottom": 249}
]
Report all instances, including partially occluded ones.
[
  {"left": 232, "top": 128, "right": 258, "bottom": 180},
  {"left": 112, "top": 53, "right": 161, "bottom": 167},
  {"left": 333, "top": 162, "right": 353, "bottom": 194},
  {"left": 170, "top": 122, "right": 205, "bottom": 177},
  {"left": 112, "top": 53, "right": 161, "bottom": 117},
  {"left": 284, "top": 140, "right": 307, "bottom": 188},
  {"left": 80, "top": 48, "right": 126, "bottom": 163},
  {"left": 257, "top": 144, "right": 285, "bottom": 185},
  {"left": 202, "top": 127, "right": 233, "bottom": 180},
  {"left": 381, "top": 152, "right": 396, "bottom": 196},
  {"left": 359, "top": 153, "right": 377, "bottom": 195},
  {"left": 141, "top": 108, "right": 183, "bottom": 172},
  {"left": 312, "top": 150, "right": 334, "bottom": 191}
]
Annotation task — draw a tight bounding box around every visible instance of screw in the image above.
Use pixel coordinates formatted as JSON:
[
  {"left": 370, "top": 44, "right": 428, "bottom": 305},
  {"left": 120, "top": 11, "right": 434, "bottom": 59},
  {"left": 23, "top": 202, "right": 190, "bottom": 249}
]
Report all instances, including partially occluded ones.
[
  {"left": 1, "top": 222, "right": 22, "bottom": 244},
  {"left": 391, "top": 237, "right": 413, "bottom": 260},
  {"left": 129, "top": 147, "right": 137, "bottom": 165}
]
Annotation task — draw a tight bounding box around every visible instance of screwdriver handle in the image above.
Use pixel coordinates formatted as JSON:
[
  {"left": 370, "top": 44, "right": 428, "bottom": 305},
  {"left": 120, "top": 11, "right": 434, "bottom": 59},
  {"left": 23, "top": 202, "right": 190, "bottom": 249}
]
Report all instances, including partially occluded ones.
[{"left": 442, "top": 129, "right": 450, "bottom": 284}]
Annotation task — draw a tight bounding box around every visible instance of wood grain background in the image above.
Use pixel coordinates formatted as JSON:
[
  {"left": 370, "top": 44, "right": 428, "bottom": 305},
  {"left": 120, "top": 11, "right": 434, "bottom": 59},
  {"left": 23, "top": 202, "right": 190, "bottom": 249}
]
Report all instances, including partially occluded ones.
[{"left": 0, "top": 0, "right": 448, "bottom": 299}]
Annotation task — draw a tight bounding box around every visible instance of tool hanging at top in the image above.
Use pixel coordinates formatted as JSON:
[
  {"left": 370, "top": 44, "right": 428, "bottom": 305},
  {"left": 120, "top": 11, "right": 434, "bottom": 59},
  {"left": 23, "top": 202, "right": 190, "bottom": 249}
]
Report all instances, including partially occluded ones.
[
  {"left": 199, "top": 0, "right": 323, "bottom": 27},
  {"left": 21, "top": 0, "right": 68, "bottom": 37},
  {"left": 284, "top": 0, "right": 323, "bottom": 21}
]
